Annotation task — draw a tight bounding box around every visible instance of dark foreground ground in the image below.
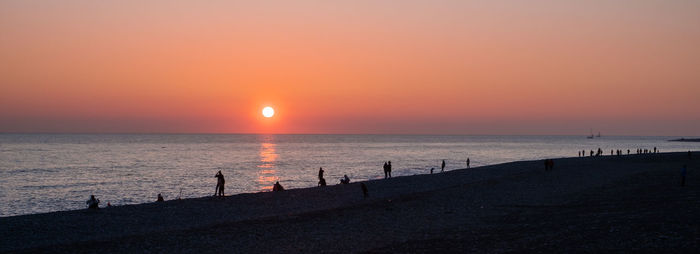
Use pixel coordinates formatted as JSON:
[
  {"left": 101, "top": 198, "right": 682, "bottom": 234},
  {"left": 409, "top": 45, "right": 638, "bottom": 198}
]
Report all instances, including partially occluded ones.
[{"left": 1, "top": 152, "right": 698, "bottom": 253}]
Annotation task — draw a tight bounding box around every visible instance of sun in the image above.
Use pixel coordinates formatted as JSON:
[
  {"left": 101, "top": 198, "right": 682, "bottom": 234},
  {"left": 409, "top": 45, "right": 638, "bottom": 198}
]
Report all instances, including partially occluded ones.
[{"left": 262, "top": 106, "right": 275, "bottom": 118}]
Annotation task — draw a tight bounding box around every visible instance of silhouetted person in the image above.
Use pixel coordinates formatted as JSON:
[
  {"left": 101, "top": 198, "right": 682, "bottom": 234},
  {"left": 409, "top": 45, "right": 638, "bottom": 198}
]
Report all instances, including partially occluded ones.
[
  {"left": 467, "top": 158, "right": 470, "bottom": 168},
  {"left": 360, "top": 183, "right": 369, "bottom": 198},
  {"left": 627, "top": 149, "right": 630, "bottom": 155},
  {"left": 86, "top": 195, "right": 99, "bottom": 209},
  {"left": 383, "top": 162, "right": 389, "bottom": 179},
  {"left": 387, "top": 161, "right": 392, "bottom": 178},
  {"left": 430, "top": 167, "right": 434, "bottom": 174},
  {"left": 654, "top": 147, "right": 657, "bottom": 153},
  {"left": 215, "top": 171, "right": 225, "bottom": 197},
  {"left": 441, "top": 160, "right": 445, "bottom": 172},
  {"left": 318, "top": 167, "right": 324, "bottom": 182},
  {"left": 578, "top": 151, "right": 581, "bottom": 157},
  {"left": 340, "top": 174, "right": 350, "bottom": 184},
  {"left": 681, "top": 165, "right": 687, "bottom": 187},
  {"left": 273, "top": 181, "right": 284, "bottom": 192},
  {"left": 318, "top": 177, "right": 327, "bottom": 187},
  {"left": 157, "top": 193, "right": 164, "bottom": 202},
  {"left": 590, "top": 150, "right": 594, "bottom": 156}
]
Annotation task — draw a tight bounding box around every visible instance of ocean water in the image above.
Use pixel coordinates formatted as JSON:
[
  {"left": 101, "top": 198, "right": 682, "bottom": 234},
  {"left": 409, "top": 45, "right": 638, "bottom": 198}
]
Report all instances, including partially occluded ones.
[{"left": 1, "top": 134, "right": 698, "bottom": 217}]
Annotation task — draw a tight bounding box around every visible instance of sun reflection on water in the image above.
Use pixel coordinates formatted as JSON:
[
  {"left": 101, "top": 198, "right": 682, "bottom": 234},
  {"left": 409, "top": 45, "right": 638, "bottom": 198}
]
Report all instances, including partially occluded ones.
[{"left": 257, "top": 142, "right": 278, "bottom": 191}]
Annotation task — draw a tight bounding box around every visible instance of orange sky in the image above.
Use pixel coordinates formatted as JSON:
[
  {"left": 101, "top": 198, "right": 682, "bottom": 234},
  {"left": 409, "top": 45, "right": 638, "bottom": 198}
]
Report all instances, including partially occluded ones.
[{"left": 1, "top": 1, "right": 699, "bottom": 135}]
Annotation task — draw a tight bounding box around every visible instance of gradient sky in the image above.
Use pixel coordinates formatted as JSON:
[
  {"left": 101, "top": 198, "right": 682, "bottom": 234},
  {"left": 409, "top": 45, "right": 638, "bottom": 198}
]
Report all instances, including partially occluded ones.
[{"left": 1, "top": 0, "right": 699, "bottom": 135}]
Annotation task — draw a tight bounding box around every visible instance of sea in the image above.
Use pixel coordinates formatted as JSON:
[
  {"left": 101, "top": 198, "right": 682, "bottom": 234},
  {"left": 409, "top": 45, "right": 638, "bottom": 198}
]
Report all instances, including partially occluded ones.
[{"left": 1, "top": 134, "right": 698, "bottom": 217}]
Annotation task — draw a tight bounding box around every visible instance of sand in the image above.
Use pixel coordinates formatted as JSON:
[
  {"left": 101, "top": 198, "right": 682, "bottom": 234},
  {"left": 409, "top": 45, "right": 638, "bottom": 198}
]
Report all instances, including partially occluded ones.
[{"left": 1, "top": 152, "right": 698, "bottom": 253}]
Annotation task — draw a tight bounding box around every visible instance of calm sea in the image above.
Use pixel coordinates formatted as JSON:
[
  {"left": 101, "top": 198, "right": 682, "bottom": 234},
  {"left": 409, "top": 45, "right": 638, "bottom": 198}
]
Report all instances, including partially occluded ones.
[{"left": 1, "top": 134, "right": 698, "bottom": 217}]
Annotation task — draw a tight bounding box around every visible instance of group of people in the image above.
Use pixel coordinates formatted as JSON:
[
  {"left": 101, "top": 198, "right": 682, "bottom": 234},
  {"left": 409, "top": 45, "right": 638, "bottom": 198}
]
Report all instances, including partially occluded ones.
[{"left": 578, "top": 147, "right": 661, "bottom": 158}]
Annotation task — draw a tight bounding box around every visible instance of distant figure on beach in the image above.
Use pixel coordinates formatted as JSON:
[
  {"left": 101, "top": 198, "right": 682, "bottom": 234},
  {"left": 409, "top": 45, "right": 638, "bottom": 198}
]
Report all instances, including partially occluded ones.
[
  {"left": 441, "top": 160, "right": 445, "bottom": 172},
  {"left": 430, "top": 167, "right": 434, "bottom": 174},
  {"left": 360, "top": 183, "right": 369, "bottom": 198},
  {"left": 215, "top": 171, "right": 225, "bottom": 197},
  {"left": 157, "top": 193, "right": 164, "bottom": 202},
  {"left": 340, "top": 174, "right": 350, "bottom": 184},
  {"left": 578, "top": 151, "right": 581, "bottom": 157},
  {"left": 681, "top": 165, "right": 687, "bottom": 187},
  {"left": 86, "top": 195, "right": 100, "bottom": 209},
  {"left": 383, "top": 162, "right": 389, "bottom": 179},
  {"left": 654, "top": 147, "right": 657, "bottom": 153},
  {"left": 318, "top": 167, "right": 326, "bottom": 187},
  {"left": 590, "top": 150, "right": 594, "bottom": 157},
  {"left": 627, "top": 149, "right": 630, "bottom": 155},
  {"left": 273, "top": 181, "right": 284, "bottom": 192},
  {"left": 387, "top": 161, "right": 392, "bottom": 178},
  {"left": 467, "top": 158, "right": 470, "bottom": 168}
]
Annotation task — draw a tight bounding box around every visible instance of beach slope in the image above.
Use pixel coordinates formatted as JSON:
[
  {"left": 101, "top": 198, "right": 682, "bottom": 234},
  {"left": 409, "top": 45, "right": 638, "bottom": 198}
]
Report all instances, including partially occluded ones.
[{"left": 1, "top": 152, "right": 698, "bottom": 253}]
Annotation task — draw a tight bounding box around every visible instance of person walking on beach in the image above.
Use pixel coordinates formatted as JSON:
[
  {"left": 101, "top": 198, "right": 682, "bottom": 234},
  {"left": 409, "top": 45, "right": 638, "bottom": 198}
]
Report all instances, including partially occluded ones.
[
  {"left": 387, "top": 161, "right": 392, "bottom": 178},
  {"left": 318, "top": 167, "right": 326, "bottom": 186},
  {"left": 215, "top": 170, "right": 225, "bottom": 197},
  {"left": 681, "top": 165, "right": 687, "bottom": 187},
  {"left": 467, "top": 158, "right": 470, "bottom": 168},
  {"left": 441, "top": 160, "right": 446, "bottom": 172}
]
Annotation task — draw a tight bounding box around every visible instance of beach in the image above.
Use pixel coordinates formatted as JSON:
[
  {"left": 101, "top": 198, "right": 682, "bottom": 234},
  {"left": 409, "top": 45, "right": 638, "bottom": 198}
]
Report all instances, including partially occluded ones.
[{"left": 1, "top": 152, "right": 697, "bottom": 253}]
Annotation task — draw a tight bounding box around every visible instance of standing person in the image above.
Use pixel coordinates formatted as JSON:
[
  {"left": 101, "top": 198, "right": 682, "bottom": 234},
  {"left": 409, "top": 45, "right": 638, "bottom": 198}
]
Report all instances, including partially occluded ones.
[
  {"left": 441, "top": 160, "right": 445, "bottom": 172},
  {"left": 467, "top": 158, "right": 470, "bottom": 168},
  {"left": 318, "top": 167, "right": 324, "bottom": 182},
  {"left": 383, "top": 162, "right": 388, "bottom": 179},
  {"left": 681, "top": 165, "right": 687, "bottom": 187},
  {"left": 387, "top": 161, "right": 392, "bottom": 178},
  {"left": 215, "top": 171, "right": 225, "bottom": 197}
]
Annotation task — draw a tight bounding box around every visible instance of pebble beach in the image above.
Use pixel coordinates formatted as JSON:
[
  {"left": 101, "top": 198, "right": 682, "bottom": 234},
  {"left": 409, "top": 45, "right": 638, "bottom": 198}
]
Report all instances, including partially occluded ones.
[{"left": 1, "top": 152, "right": 698, "bottom": 253}]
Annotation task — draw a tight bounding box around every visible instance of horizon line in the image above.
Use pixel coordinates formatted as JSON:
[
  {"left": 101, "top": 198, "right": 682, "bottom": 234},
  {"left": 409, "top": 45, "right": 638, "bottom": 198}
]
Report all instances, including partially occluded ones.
[{"left": 0, "top": 131, "right": 696, "bottom": 138}]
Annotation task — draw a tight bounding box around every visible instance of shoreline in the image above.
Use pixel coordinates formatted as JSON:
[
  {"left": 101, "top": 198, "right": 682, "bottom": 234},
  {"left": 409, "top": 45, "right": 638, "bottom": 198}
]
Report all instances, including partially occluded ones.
[
  {"left": 669, "top": 138, "right": 700, "bottom": 142},
  {"left": 1, "top": 152, "right": 697, "bottom": 253}
]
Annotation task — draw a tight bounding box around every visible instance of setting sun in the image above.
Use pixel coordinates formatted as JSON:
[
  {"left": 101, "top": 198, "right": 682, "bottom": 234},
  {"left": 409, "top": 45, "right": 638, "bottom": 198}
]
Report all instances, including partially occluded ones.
[{"left": 262, "top": 107, "right": 275, "bottom": 118}]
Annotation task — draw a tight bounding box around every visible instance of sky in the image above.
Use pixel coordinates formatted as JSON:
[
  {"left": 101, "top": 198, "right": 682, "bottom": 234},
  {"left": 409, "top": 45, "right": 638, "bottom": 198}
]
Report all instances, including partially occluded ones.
[{"left": 1, "top": 0, "right": 699, "bottom": 135}]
